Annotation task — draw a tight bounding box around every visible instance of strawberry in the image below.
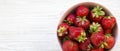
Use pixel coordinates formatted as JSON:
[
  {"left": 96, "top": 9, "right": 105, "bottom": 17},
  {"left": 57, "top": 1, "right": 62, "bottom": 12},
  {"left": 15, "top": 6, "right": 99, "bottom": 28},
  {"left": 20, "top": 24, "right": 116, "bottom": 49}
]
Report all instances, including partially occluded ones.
[
  {"left": 101, "top": 16, "right": 116, "bottom": 34},
  {"left": 79, "top": 39, "right": 92, "bottom": 51},
  {"left": 75, "top": 16, "right": 90, "bottom": 30},
  {"left": 65, "top": 13, "right": 76, "bottom": 25},
  {"left": 104, "top": 34, "right": 115, "bottom": 49},
  {"left": 90, "top": 6, "right": 105, "bottom": 23},
  {"left": 76, "top": 5, "right": 89, "bottom": 17},
  {"left": 90, "top": 32, "right": 105, "bottom": 47},
  {"left": 89, "top": 22, "right": 104, "bottom": 34},
  {"left": 57, "top": 23, "right": 69, "bottom": 37},
  {"left": 62, "top": 40, "right": 79, "bottom": 51},
  {"left": 91, "top": 48, "right": 104, "bottom": 51},
  {"left": 69, "top": 26, "right": 87, "bottom": 42}
]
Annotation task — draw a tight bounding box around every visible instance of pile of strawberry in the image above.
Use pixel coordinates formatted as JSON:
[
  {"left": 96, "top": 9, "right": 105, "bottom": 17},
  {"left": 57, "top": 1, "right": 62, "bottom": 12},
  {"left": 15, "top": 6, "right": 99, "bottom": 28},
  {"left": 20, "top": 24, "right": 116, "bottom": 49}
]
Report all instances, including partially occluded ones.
[{"left": 57, "top": 5, "right": 116, "bottom": 51}]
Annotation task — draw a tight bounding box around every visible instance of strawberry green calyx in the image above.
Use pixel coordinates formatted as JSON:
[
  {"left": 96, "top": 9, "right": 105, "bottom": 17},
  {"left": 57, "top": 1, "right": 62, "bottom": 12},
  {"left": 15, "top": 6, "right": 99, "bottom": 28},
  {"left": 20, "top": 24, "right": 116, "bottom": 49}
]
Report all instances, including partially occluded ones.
[
  {"left": 103, "top": 42, "right": 108, "bottom": 47},
  {"left": 87, "top": 44, "right": 92, "bottom": 51},
  {"left": 100, "top": 43, "right": 105, "bottom": 48},
  {"left": 103, "top": 34, "right": 111, "bottom": 47},
  {"left": 100, "top": 34, "right": 111, "bottom": 48},
  {"left": 77, "top": 32, "right": 87, "bottom": 43},
  {"left": 105, "top": 34, "right": 111, "bottom": 39},
  {"left": 64, "top": 20, "right": 73, "bottom": 25},
  {"left": 90, "top": 22, "right": 101, "bottom": 33},
  {"left": 57, "top": 26, "right": 67, "bottom": 36},
  {"left": 100, "top": 42, "right": 108, "bottom": 48},
  {"left": 92, "top": 6, "right": 105, "bottom": 18},
  {"left": 100, "top": 41, "right": 108, "bottom": 48},
  {"left": 106, "top": 16, "right": 112, "bottom": 19},
  {"left": 76, "top": 16, "right": 87, "bottom": 25}
]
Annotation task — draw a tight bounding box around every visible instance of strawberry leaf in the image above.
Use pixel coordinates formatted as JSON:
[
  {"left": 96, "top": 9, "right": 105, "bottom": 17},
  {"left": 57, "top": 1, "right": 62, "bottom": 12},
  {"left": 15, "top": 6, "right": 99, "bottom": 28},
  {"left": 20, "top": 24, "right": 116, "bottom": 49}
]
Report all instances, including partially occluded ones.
[
  {"left": 89, "top": 22, "right": 100, "bottom": 33},
  {"left": 87, "top": 44, "right": 92, "bottom": 51},
  {"left": 77, "top": 32, "right": 87, "bottom": 43},
  {"left": 100, "top": 44, "right": 105, "bottom": 48},
  {"left": 76, "top": 16, "right": 87, "bottom": 25},
  {"left": 103, "top": 42, "right": 108, "bottom": 47},
  {"left": 105, "top": 34, "right": 111, "bottom": 39},
  {"left": 92, "top": 6, "right": 105, "bottom": 18},
  {"left": 57, "top": 26, "right": 66, "bottom": 36}
]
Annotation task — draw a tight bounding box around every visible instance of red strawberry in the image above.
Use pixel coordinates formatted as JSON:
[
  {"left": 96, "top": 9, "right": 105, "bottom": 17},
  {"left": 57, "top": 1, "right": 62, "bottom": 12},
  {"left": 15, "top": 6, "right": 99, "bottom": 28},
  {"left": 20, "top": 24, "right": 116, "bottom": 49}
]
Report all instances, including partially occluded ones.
[
  {"left": 104, "top": 34, "right": 115, "bottom": 49},
  {"left": 75, "top": 17, "right": 90, "bottom": 30},
  {"left": 79, "top": 39, "right": 92, "bottom": 51},
  {"left": 91, "top": 48, "right": 104, "bottom": 51},
  {"left": 76, "top": 5, "right": 89, "bottom": 17},
  {"left": 90, "top": 6, "right": 105, "bottom": 23},
  {"left": 101, "top": 16, "right": 116, "bottom": 34},
  {"left": 89, "top": 22, "right": 104, "bottom": 34},
  {"left": 90, "top": 32, "right": 105, "bottom": 47},
  {"left": 65, "top": 13, "right": 76, "bottom": 25},
  {"left": 57, "top": 23, "right": 69, "bottom": 37},
  {"left": 69, "top": 26, "right": 87, "bottom": 42},
  {"left": 62, "top": 40, "right": 79, "bottom": 51}
]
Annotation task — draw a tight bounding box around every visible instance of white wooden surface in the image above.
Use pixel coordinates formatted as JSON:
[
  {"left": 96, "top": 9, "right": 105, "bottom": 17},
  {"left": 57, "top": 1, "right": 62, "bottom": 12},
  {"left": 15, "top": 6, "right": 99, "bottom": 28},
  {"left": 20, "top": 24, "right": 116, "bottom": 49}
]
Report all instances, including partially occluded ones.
[{"left": 0, "top": 0, "right": 120, "bottom": 51}]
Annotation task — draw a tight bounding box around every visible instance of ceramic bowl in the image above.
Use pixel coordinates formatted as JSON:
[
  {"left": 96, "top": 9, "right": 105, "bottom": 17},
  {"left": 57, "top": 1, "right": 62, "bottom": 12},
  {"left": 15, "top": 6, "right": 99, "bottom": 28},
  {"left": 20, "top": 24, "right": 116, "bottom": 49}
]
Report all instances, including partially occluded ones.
[{"left": 57, "top": 2, "right": 118, "bottom": 51}]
